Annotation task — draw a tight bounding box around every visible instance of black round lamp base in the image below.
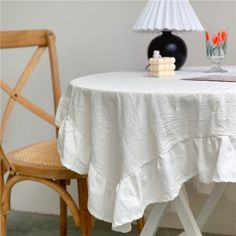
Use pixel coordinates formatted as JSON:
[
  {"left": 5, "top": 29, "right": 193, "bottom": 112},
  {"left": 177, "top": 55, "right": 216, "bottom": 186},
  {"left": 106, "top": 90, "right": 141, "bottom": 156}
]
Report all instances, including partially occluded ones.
[{"left": 148, "top": 31, "right": 187, "bottom": 70}]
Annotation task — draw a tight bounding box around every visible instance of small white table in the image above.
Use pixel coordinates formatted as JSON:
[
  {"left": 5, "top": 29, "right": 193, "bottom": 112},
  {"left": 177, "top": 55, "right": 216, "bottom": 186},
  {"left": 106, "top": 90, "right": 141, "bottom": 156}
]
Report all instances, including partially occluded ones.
[{"left": 56, "top": 67, "right": 236, "bottom": 235}]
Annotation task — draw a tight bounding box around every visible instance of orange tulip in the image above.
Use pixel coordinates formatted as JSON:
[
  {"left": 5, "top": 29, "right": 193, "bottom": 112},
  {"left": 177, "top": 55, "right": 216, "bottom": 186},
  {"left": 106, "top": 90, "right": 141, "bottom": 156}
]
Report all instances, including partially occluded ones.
[
  {"left": 205, "top": 32, "right": 209, "bottom": 42},
  {"left": 212, "top": 35, "right": 220, "bottom": 45},
  {"left": 220, "top": 31, "right": 227, "bottom": 42}
]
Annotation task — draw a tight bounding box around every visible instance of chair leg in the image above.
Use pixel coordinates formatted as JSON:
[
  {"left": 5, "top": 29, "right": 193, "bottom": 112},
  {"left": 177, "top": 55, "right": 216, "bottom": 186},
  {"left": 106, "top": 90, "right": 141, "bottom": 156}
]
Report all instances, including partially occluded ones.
[
  {"left": 137, "top": 217, "right": 145, "bottom": 233},
  {"left": 60, "top": 180, "right": 67, "bottom": 236},
  {"left": 77, "top": 178, "right": 92, "bottom": 236},
  {"left": 0, "top": 161, "right": 7, "bottom": 236}
]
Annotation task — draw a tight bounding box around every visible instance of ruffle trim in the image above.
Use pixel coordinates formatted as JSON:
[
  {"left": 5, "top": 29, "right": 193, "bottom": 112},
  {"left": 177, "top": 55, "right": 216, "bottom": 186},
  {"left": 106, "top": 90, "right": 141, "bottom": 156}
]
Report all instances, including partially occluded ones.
[
  {"left": 57, "top": 118, "right": 236, "bottom": 233},
  {"left": 57, "top": 118, "right": 90, "bottom": 175},
  {"left": 87, "top": 162, "right": 197, "bottom": 233}
]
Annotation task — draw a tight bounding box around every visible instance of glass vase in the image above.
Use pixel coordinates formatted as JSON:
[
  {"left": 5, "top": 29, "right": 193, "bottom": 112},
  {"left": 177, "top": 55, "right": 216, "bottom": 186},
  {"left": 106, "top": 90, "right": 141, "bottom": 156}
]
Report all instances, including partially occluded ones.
[{"left": 205, "top": 28, "right": 228, "bottom": 73}]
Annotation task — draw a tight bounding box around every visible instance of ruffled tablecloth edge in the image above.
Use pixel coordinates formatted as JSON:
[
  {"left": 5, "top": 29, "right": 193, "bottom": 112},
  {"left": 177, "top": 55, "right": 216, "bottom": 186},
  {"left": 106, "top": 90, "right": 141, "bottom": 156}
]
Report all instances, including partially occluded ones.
[{"left": 56, "top": 116, "right": 236, "bottom": 233}]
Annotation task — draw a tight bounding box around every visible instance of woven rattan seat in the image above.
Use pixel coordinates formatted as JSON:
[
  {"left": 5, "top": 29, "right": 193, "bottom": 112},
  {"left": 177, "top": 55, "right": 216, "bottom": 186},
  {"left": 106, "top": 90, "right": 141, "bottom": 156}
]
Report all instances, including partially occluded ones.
[{"left": 7, "top": 139, "right": 81, "bottom": 180}]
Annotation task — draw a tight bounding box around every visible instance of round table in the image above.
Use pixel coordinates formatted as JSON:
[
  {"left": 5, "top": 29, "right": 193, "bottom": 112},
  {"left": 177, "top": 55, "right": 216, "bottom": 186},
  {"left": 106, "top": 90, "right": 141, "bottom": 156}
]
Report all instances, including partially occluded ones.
[{"left": 56, "top": 67, "right": 236, "bottom": 233}]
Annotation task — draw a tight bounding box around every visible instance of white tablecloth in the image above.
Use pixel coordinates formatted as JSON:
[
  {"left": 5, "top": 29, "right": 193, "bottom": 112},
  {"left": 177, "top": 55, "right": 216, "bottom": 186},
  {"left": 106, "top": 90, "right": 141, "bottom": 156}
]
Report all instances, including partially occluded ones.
[{"left": 56, "top": 67, "right": 236, "bottom": 233}]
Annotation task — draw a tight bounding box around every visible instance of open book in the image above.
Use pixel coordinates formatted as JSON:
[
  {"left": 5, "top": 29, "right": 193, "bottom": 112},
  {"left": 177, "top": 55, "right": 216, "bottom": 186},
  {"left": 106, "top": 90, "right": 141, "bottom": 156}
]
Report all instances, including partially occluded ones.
[{"left": 182, "top": 73, "right": 236, "bottom": 82}]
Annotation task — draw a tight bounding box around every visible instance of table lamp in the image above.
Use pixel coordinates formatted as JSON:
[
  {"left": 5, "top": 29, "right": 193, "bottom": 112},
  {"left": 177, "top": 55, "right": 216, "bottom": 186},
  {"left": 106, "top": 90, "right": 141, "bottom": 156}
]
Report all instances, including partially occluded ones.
[{"left": 133, "top": 0, "right": 204, "bottom": 70}]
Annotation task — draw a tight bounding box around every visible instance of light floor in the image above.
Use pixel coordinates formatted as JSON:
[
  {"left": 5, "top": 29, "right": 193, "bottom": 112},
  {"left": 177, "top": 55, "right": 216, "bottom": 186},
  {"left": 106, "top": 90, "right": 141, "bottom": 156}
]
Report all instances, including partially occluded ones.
[{"left": 7, "top": 211, "right": 224, "bottom": 236}]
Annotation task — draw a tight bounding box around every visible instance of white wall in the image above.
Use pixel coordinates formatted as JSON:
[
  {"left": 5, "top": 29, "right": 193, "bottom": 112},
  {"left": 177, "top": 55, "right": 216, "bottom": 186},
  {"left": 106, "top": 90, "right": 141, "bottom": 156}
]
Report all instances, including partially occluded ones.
[{"left": 1, "top": 1, "right": 236, "bottom": 235}]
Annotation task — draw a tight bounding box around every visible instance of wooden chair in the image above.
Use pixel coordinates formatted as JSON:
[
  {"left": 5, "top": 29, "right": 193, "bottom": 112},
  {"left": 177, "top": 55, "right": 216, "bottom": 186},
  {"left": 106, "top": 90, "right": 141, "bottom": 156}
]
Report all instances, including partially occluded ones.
[
  {"left": 0, "top": 29, "right": 144, "bottom": 236},
  {"left": 0, "top": 29, "right": 92, "bottom": 236}
]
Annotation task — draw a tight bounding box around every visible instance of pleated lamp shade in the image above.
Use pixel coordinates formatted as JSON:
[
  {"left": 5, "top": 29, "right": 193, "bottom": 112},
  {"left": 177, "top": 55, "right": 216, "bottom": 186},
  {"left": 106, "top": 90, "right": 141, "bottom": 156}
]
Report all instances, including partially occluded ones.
[{"left": 133, "top": 0, "right": 204, "bottom": 33}]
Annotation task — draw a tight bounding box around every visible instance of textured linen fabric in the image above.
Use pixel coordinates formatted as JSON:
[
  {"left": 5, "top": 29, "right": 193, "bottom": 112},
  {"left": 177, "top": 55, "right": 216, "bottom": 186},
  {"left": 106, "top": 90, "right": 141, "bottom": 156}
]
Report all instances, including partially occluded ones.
[{"left": 56, "top": 68, "right": 236, "bottom": 233}]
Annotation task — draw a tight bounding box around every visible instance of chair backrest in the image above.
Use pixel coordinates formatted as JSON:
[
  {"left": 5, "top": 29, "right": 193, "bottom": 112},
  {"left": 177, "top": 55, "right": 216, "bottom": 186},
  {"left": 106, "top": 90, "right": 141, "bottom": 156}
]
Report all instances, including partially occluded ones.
[{"left": 0, "top": 30, "right": 61, "bottom": 172}]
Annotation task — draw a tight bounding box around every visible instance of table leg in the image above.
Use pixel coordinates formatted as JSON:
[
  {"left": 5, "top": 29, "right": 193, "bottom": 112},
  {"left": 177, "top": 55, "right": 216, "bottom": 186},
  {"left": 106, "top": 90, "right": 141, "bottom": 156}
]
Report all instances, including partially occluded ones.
[
  {"left": 196, "top": 183, "right": 226, "bottom": 228},
  {"left": 140, "top": 189, "right": 203, "bottom": 236},
  {"left": 140, "top": 202, "right": 168, "bottom": 236},
  {"left": 178, "top": 183, "right": 226, "bottom": 236},
  {"left": 174, "top": 191, "right": 202, "bottom": 236}
]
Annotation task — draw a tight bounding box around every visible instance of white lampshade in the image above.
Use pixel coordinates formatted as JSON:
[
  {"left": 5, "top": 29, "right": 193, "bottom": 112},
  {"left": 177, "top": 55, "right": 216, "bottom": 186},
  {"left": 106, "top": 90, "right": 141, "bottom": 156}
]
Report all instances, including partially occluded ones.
[{"left": 133, "top": 0, "right": 204, "bottom": 33}]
